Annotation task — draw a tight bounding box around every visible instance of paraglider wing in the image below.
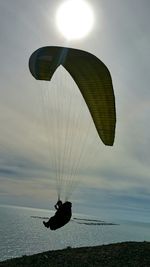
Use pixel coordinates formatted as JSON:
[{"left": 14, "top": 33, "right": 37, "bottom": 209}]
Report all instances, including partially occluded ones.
[{"left": 29, "top": 46, "right": 116, "bottom": 145}]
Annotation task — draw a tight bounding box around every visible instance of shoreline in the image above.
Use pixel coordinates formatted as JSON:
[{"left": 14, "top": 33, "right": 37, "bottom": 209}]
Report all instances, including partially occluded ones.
[{"left": 1, "top": 241, "right": 150, "bottom": 267}]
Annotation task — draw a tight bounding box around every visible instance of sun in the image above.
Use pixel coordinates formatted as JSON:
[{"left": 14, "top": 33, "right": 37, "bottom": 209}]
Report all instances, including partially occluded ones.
[{"left": 56, "top": 0, "right": 94, "bottom": 40}]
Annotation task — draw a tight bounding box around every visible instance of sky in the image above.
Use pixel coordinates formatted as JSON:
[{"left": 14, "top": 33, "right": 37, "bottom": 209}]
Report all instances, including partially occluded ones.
[{"left": 0, "top": 0, "right": 150, "bottom": 222}]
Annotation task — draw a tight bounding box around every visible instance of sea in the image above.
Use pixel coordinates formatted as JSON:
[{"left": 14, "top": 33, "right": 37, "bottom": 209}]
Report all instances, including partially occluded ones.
[{"left": 0, "top": 204, "right": 150, "bottom": 262}]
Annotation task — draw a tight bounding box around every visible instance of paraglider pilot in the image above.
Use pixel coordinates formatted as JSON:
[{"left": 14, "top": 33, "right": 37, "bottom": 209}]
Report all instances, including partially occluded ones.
[
  {"left": 54, "top": 199, "right": 63, "bottom": 210},
  {"left": 43, "top": 200, "right": 72, "bottom": 230}
]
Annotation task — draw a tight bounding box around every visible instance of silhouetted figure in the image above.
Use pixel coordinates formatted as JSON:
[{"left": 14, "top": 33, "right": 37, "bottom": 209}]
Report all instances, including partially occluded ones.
[
  {"left": 43, "top": 201, "right": 72, "bottom": 230},
  {"left": 54, "top": 200, "right": 63, "bottom": 210}
]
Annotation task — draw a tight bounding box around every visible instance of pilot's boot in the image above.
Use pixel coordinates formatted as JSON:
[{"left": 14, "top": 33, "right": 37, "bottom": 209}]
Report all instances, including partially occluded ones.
[{"left": 43, "top": 221, "right": 49, "bottom": 228}]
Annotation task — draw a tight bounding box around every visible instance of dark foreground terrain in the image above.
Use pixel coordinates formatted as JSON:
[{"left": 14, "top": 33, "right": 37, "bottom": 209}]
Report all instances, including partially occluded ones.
[{"left": 0, "top": 241, "right": 150, "bottom": 267}]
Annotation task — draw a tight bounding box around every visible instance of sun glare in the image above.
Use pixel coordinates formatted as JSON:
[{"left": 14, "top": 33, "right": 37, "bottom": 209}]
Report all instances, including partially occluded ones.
[{"left": 56, "top": 0, "right": 94, "bottom": 40}]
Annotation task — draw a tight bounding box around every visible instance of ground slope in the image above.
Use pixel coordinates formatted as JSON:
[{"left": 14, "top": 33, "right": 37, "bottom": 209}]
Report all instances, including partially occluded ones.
[{"left": 0, "top": 241, "right": 150, "bottom": 267}]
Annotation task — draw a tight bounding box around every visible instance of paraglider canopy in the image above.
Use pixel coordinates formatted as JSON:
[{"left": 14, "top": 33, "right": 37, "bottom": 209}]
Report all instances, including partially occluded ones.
[{"left": 29, "top": 46, "right": 116, "bottom": 146}]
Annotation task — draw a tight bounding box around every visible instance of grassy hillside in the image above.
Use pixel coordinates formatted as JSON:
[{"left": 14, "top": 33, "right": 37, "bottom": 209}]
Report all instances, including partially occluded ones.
[{"left": 0, "top": 241, "right": 150, "bottom": 267}]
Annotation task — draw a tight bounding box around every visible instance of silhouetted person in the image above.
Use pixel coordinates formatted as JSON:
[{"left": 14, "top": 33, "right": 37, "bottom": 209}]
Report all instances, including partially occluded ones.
[
  {"left": 54, "top": 200, "right": 63, "bottom": 210},
  {"left": 43, "top": 200, "right": 72, "bottom": 230}
]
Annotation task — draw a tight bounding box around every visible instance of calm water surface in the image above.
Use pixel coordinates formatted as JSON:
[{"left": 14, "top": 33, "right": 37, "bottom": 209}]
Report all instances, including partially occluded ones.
[{"left": 0, "top": 205, "right": 150, "bottom": 261}]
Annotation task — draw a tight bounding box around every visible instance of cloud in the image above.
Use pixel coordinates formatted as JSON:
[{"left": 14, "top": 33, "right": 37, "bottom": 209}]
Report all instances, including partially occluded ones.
[{"left": 0, "top": 0, "right": 150, "bottom": 221}]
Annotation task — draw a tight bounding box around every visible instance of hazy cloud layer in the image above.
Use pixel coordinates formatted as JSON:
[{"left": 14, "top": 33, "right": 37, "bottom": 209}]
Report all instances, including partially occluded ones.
[{"left": 0, "top": 0, "right": 150, "bottom": 220}]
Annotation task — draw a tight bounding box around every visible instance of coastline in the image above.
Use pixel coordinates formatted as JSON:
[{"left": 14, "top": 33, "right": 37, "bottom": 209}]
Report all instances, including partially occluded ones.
[{"left": 1, "top": 241, "right": 150, "bottom": 267}]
